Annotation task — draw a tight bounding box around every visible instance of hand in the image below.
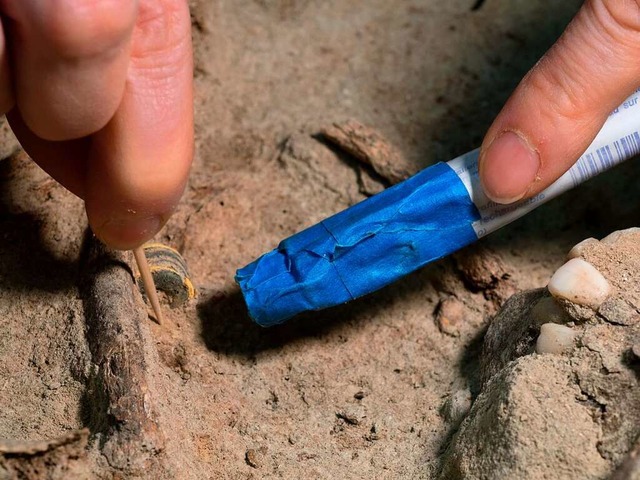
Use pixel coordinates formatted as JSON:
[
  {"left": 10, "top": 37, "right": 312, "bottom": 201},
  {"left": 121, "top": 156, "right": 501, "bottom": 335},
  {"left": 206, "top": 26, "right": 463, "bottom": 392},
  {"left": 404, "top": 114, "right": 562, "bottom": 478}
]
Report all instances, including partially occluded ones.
[
  {"left": 0, "top": 0, "right": 193, "bottom": 249},
  {"left": 479, "top": 0, "right": 639, "bottom": 204}
]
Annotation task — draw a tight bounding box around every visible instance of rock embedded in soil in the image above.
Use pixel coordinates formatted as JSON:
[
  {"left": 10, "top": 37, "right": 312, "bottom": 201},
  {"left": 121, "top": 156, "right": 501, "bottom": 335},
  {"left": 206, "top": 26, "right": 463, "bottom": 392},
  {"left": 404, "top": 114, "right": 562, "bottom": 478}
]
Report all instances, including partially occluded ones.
[
  {"left": 480, "top": 288, "right": 547, "bottom": 385},
  {"left": 454, "top": 245, "right": 508, "bottom": 291},
  {"left": 245, "top": 449, "right": 261, "bottom": 469},
  {"left": 435, "top": 297, "right": 465, "bottom": 337},
  {"left": 319, "top": 119, "right": 414, "bottom": 185},
  {"left": 439, "top": 356, "right": 610, "bottom": 480},
  {"left": 441, "top": 228, "right": 640, "bottom": 479},
  {"left": 597, "top": 297, "right": 640, "bottom": 326},
  {"left": 453, "top": 245, "right": 517, "bottom": 308},
  {"left": 336, "top": 405, "right": 366, "bottom": 426},
  {"left": 530, "top": 296, "right": 570, "bottom": 326}
]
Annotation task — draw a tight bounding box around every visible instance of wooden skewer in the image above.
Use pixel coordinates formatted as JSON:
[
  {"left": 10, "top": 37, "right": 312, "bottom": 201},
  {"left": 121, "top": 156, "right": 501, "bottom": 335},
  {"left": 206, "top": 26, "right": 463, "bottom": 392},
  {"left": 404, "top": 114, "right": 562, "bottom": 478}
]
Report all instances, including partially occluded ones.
[{"left": 133, "top": 246, "right": 164, "bottom": 325}]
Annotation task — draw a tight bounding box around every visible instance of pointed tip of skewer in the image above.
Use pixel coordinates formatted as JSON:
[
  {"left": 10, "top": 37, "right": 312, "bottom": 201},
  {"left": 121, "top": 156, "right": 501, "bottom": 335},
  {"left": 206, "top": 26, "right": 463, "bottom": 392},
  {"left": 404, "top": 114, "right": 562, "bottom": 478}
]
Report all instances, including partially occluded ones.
[
  {"left": 133, "top": 246, "right": 164, "bottom": 325},
  {"left": 152, "top": 310, "right": 164, "bottom": 325},
  {"left": 149, "top": 302, "right": 164, "bottom": 326}
]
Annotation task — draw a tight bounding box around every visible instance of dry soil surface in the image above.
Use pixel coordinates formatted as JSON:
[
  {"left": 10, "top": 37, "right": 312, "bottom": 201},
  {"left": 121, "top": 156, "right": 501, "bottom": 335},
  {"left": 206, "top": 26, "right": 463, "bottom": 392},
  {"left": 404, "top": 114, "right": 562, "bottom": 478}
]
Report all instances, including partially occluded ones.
[{"left": 2, "top": 1, "right": 640, "bottom": 479}]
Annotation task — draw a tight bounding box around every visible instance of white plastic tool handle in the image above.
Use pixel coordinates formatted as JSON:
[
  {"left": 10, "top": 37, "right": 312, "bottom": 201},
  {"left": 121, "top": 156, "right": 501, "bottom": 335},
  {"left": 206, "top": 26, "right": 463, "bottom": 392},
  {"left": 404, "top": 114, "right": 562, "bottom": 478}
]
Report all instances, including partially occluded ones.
[{"left": 448, "top": 88, "right": 640, "bottom": 238}]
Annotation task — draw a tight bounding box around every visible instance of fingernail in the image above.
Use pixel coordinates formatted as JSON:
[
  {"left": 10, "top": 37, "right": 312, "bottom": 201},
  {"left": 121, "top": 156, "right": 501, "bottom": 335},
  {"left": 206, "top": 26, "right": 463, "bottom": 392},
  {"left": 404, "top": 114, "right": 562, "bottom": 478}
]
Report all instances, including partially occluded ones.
[
  {"left": 96, "top": 215, "right": 163, "bottom": 250},
  {"left": 480, "top": 131, "right": 540, "bottom": 204}
]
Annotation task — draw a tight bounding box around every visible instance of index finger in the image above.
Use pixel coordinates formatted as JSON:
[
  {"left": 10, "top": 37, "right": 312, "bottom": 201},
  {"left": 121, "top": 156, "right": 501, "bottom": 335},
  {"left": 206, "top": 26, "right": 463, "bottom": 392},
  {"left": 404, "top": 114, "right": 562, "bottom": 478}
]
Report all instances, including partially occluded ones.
[
  {"left": 478, "top": 0, "right": 640, "bottom": 204},
  {"left": 85, "top": 0, "right": 193, "bottom": 250}
]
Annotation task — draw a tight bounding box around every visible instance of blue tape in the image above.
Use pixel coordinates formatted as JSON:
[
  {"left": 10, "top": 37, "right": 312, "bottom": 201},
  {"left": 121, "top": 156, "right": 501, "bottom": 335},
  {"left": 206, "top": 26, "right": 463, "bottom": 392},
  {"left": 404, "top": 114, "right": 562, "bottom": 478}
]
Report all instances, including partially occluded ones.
[{"left": 236, "top": 162, "right": 481, "bottom": 326}]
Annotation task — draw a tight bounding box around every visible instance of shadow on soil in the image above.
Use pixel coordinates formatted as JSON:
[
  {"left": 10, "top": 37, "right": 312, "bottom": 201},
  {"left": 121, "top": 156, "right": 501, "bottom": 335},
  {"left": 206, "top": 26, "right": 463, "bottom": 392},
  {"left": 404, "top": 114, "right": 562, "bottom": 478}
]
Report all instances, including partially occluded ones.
[
  {"left": 198, "top": 156, "right": 640, "bottom": 362},
  {"left": 0, "top": 156, "right": 78, "bottom": 293},
  {"left": 197, "top": 276, "right": 415, "bottom": 359}
]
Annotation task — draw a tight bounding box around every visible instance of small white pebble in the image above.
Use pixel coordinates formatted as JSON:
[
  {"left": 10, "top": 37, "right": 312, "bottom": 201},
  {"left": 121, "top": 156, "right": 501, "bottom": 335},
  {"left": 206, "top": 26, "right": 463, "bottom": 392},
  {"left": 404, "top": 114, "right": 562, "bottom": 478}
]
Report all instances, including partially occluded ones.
[
  {"left": 566, "top": 237, "right": 599, "bottom": 260},
  {"left": 441, "top": 388, "right": 472, "bottom": 424},
  {"left": 530, "top": 297, "right": 568, "bottom": 326},
  {"left": 536, "top": 323, "right": 576, "bottom": 354},
  {"left": 548, "top": 258, "right": 610, "bottom": 309},
  {"left": 600, "top": 228, "right": 640, "bottom": 245}
]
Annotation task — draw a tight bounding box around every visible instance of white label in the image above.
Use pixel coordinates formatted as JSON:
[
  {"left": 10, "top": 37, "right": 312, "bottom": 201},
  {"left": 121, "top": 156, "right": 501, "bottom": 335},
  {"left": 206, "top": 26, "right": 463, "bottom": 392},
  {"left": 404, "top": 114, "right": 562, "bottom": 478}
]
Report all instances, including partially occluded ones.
[{"left": 447, "top": 88, "right": 640, "bottom": 238}]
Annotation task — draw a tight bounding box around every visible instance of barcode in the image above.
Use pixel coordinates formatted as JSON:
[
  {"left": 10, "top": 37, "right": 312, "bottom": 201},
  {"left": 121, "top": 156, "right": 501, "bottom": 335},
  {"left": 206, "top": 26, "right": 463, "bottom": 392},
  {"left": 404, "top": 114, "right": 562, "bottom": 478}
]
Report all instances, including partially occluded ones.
[{"left": 570, "top": 131, "right": 640, "bottom": 186}]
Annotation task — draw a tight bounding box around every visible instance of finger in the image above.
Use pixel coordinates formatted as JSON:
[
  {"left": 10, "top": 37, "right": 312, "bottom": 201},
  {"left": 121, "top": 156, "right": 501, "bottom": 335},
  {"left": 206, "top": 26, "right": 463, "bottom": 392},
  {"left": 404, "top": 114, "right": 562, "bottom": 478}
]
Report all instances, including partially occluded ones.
[
  {"left": 479, "top": 0, "right": 640, "bottom": 204},
  {"left": 0, "top": 18, "right": 13, "bottom": 115},
  {"left": 85, "top": 0, "right": 193, "bottom": 250},
  {"left": 6, "top": 109, "right": 88, "bottom": 198},
  {"left": 1, "top": 0, "right": 138, "bottom": 140}
]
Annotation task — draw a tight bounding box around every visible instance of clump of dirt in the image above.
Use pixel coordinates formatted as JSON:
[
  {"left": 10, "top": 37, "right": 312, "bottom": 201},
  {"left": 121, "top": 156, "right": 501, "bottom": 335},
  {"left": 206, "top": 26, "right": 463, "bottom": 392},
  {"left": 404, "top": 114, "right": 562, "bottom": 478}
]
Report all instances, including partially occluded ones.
[
  {"left": 319, "top": 119, "right": 416, "bottom": 186},
  {"left": 0, "top": 429, "right": 89, "bottom": 480},
  {"left": 439, "top": 229, "right": 640, "bottom": 479}
]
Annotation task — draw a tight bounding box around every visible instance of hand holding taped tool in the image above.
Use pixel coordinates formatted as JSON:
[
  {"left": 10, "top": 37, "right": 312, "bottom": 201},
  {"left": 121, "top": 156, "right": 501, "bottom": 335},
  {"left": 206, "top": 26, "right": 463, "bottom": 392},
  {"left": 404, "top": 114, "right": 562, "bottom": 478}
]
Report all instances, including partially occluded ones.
[
  {"left": 479, "top": 0, "right": 640, "bottom": 205},
  {"left": 238, "top": 0, "right": 640, "bottom": 326},
  {"left": 0, "top": 0, "right": 193, "bottom": 251}
]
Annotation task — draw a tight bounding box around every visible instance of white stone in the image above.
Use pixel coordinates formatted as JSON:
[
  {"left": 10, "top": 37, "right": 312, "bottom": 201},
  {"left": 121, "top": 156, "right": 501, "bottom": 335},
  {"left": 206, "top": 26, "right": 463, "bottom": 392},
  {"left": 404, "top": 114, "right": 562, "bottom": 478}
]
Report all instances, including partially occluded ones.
[
  {"left": 536, "top": 323, "right": 576, "bottom": 354},
  {"left": 566, "top": 237, "right": 599, "bottom": 260},
  {"left": 441, "top": 388, "right": 472, "bottom": 424},
  {"left": 548, "top": 258, "right": 610, "bottom": 309},
  {"left": 600, "top": 227, "right": 640, "bottom": 245}
]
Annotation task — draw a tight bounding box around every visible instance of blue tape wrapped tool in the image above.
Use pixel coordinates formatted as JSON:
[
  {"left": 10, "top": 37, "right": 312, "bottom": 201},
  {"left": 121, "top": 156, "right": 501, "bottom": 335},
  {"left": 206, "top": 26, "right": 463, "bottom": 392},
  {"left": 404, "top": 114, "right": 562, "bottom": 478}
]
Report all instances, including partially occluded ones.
[{"left": 237, "top": 90, "right": 640, "bottom": 327}]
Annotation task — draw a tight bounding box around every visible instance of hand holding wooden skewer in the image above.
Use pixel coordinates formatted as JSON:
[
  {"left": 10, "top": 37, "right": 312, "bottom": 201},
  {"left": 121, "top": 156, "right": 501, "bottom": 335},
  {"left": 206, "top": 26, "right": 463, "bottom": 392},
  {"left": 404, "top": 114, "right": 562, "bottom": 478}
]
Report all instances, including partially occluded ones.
[
  {"left": 0, "top": 1, "right": 194, "bottom": 322},
  {"left": 0, "top": 0, "right": 193, "bottom": 251}
]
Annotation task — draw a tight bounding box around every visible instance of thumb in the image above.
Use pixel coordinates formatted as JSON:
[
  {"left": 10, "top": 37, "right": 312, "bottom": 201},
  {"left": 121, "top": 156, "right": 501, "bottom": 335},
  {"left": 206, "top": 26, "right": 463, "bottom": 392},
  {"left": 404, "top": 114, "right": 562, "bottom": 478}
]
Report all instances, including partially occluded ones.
[{"left": 479, "top": 0, "right": 640, "bottom": 204}]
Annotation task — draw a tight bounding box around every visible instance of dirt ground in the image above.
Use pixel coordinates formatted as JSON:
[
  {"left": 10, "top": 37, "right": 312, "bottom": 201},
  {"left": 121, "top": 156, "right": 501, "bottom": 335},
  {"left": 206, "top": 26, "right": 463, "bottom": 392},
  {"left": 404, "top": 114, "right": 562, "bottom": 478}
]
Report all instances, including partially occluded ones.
[{"left": 1, "top": 1, "right": 640, "bottom": 479}]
